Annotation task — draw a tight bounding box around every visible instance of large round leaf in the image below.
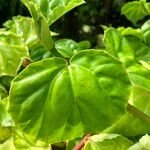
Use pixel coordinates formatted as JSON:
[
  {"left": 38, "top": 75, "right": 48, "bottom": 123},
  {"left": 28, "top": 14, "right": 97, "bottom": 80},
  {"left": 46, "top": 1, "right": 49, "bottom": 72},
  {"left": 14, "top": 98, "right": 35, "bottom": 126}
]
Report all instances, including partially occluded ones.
[{"left": 9, "top": 50, "right": 131, "bottom": 143}]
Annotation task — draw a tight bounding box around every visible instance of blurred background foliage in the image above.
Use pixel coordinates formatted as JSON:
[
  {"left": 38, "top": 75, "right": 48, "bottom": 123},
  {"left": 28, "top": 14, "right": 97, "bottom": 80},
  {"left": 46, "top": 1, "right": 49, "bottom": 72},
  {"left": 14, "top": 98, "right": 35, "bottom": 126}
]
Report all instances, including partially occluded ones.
[{"left": 0, "top": 0, "right": 149, "bottom": 46}]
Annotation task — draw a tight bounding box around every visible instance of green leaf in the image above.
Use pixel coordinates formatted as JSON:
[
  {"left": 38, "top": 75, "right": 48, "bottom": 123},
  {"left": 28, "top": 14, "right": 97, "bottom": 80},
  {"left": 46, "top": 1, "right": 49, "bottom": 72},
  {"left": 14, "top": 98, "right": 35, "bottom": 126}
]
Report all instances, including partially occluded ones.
[
  {"left": 0, "top": 84, "right": 7, "bottom": 100},
  {"left": 104, "top": 28, "right": 135, "bottom": 66},
  {"left": 78, "top": 41, "right": 91, "bottom": 50},
  {"left": 117, "top": 27, "right": 144, "bottom": 40},
  {"left": 9, "top": 50, "right": 131, "bottom": 143},
  {"left": 21, "top": 1, "right": 54, "bottom": 51},
  {"left": 0, "top": 40, "right": 29, "bottom": 76},
  {"left": 0, "top": 127, "right": 12, "bottom": 144},
  {"left": 29, "top": 42, "right": 52, "bottom": 62},
  {"left": 0, "top": 137, "right": 50, "bottom": 150},
  {"left": 122, "top": 37, "right": 150, "bottom": 62},
  {"left": 21, "top": 0, "right": 85, "bottom": 51},
  {"left": 104, "top": 28, "right": 150, "bottom": 65},
  {"left": 3, "top": 16, "right": 37, "bottom": 48},
  {"left": 132, "top": 87, "right": 150, "bottom": 117},
  {"left": 128, "top": 134, "right": 150, "bottom": 150},
  {"left": 13, "top": 129, "right": 49, "bottom": 150},
  {"left": 104, "top": 28, "right": 122, "bottom": 57},
  {"left": 22, "top": 0, "right": 85, "bottom": 26},
  {"left": 0, "top": 98, "right": 13, "bottom": 127},
  {"left": 83, "top": 134, "right": 133, "bottom": 150},
  {"left": 141, "top": 19, "right": 150, "bottom": 46},
  {"left": 121, "top": 1, "right": 150, "bottom": 23},
  {"left": 127, "top": 63, "right": 150, "bottom": 91},
  {"left": 104, "top": 85, "right": 150, "bottom": 136},
  {"left": 105, "top": 59, "right": 150, "bottom": 136},
  {"left": 55, "top": 39, "right": 81, "bottom": 58},
  {"left": 55, "top": 39, "right": 91, "bottom": 58}
]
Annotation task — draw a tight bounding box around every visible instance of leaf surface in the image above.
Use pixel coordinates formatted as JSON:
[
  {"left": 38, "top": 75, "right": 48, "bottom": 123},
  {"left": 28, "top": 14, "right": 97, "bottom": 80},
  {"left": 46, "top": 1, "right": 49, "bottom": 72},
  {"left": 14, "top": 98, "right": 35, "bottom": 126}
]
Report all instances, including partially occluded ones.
[
  {"left": 0, "top": 38, "right": 29, "bottom": 76},
  {"left": 83, "top": 134, "right": 133, "bottom": 150},
  {"left": 22, "top": 0, "right": 85, "bottom": 25},
  {"left": 121, "top": 1, "right": 150, "bottom": 23},
  {"left": 9, "top": 50, "right": 131, "bottom": 143}
]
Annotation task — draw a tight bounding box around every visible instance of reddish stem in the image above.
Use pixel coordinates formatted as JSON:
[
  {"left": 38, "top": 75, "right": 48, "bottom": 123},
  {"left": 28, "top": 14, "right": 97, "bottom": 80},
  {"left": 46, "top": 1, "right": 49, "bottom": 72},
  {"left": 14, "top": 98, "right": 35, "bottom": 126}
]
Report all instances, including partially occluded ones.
[
  {"left": 73, "top": 134, "right": 91, "bottom": 150},
  {"left": 22, "top": 58, "right": 31, "bottom": 68}
]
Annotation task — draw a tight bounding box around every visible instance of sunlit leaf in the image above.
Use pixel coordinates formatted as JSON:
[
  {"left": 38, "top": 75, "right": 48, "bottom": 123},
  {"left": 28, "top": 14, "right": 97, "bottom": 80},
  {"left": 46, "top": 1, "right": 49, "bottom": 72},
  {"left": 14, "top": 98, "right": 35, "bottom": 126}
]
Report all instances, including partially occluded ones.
[
  {"left": 9, "top": 50, "right": 131, "bottom": 143},
  {"left": 0, "top": 40, "right": 29, "bottom": 76},
  {"left": 83, "top": 134, "right": 133, "bottom": 150},
  {"left": 121, "top": 1, "right": 150, "bottom": 23},
  {"left": 104, "top": 85, "right": 150, "bottom": 136},
  {"left": 22, "top": 0, "right": 85, "bottom": 25},
  {"left": 128, "top": 134, "right": 150, "bottom": 150}
]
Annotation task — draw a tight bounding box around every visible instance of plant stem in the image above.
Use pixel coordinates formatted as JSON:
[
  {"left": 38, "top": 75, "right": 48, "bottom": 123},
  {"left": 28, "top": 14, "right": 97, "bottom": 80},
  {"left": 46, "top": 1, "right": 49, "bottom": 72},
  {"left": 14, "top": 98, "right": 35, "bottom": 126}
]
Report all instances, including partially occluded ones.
[
  {"left": 127, "top": 103, "right": 150, "bottom": 125},
  {"left": 22, "top": 58, "right": 31, "bottom": 68},
  {"left": 73, "top": 134, "right": 91, "bottom": 150}
]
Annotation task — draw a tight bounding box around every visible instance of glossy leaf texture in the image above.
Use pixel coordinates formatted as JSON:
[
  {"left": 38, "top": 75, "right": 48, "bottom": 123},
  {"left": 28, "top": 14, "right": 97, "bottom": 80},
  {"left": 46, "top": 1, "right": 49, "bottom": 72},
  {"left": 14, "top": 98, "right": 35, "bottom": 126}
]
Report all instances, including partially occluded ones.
[
  {"left": 55, "top": 39, "right": 81, "bottom": 58},
  {"left": 55, "top": 39, "right": 91, "bottom": 58},
  {"left": 121, "top": 0, "right": 150, "bottom": 23},
  {"left": 83, "top": 134, "right": 133, "bottom": 150},
  {"left": 0, "top": 32, "right": 29, "bottom": 76},
  {"left": 9, "top": 50, "right": 131, "bottom": 143},
  {"left": 22, "top": 0, "right": 85, "bottom": 26}
]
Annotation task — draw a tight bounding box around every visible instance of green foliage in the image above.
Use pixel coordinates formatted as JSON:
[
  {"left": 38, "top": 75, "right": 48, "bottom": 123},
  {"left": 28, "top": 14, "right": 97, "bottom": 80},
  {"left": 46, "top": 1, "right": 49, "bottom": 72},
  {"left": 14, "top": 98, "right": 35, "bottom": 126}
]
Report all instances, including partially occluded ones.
[
  {"left": 121, "top": 0, "right": 150, "bottom": 23},
  {"left": 0, "top": 0, "right": 150, "bottom": 149},
  {"left": 0, "top": 31, "right": 29, "bottom": 76},
  {"left": 22, "top": 0, "right": 85, "bottom": 26},
  {"left": 55, "top": 39, "right": 91, "bottom": 58},
  {"left": 128, "top": 134, "right": 150, "bottom": 150},
  {"left": 83, "top": 134, "right": 133, "bottom": 150},
  {"left": 9, "top": 50, "right": 131, "bottom": 143}
]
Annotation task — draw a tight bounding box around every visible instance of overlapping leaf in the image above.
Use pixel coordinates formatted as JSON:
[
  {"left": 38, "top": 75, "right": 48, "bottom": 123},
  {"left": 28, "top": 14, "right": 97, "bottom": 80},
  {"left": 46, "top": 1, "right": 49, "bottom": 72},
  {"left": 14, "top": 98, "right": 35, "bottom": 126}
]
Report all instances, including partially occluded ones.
[
  {"left": 22, "top": 0, "right": 85, "bottom": 25},
  {"left": 9, "top": 50, "right": 131, "bottom": 143},
  {"left": 55, "top": 39, "right": 91, "bottom": 58},
  {"left": 21, "top": 0, "right": 85, "bottom": 51},
  {"left": 83, "top": 134, "right": 133, "bottom": 150},
  {"left": 104, "top": 28, "right": 150, "bottom": 65},
  {"left": 121, "top": 0, "right": 150, "bottom": 23},
  {"left": 128, "top": 134, "right": 150, "bottom": 150},
  {"left": 105, "top": 85, "right": 150, "bottom": 136},
  {"left": 4, "top": 16, "right": 37, "bottom": 47},
  {"left": 0, "top": 29, "right": 30, "bottom": 77},
  {"left": 104, "top": 28, "right": 135, "bottom": 66},
  {"left": 0, "top": 137, "right": 49, "bottom": 150}
]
